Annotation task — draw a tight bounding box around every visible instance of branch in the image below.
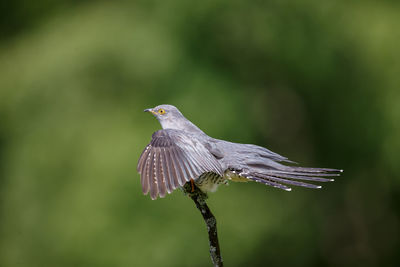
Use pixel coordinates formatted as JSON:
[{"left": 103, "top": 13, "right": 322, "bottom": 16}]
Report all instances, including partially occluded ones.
[{"left": 183, "top": 182, "right": 223, "bottom": 267}]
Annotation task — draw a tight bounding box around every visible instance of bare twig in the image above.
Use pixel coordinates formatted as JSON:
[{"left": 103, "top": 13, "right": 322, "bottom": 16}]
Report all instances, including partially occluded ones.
[{"left": 183, "top": 182, "right": 223, "bottom": 267}]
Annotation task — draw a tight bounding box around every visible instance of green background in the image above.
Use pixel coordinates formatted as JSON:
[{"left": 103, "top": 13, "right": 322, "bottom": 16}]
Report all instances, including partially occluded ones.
[{"left": 0, "top": 1, "right": 399, "bottom": 266}]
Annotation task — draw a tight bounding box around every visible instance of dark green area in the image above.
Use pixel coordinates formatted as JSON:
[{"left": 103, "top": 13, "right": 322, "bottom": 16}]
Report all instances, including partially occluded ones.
[{"left": 0, "top": 1, "right": 399, "bottom": 266}]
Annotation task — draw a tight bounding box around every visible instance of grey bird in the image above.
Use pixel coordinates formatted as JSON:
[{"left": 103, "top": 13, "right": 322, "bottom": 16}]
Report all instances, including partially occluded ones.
[{"left": 137, "top": 104, "right": 342, "bottom": 200}]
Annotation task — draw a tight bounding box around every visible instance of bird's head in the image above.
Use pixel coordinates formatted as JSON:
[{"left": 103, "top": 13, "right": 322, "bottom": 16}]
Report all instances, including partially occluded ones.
[{"left": 144, "top": 104, "right": 186, "bottom": 129}]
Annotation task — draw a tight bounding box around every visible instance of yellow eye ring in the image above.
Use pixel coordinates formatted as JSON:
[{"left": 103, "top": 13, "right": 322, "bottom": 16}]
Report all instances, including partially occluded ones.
[{"left": 158, "top": 108, "right": 166, "bottom": 115}]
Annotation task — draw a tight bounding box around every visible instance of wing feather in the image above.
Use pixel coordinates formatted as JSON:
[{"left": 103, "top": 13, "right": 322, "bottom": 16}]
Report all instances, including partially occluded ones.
[
  {"left": 148, "top": 151, "right": 158, "bottom": 200},
  {"left": 155, "top": 148, "right": 167, "bottom": 198},
  {"left": 184, "top": 151, "right": 202, "bottom": 175},
  {"left": 180, "top": 151, "right": 197, "bottom": 179},
  {"left": 141, "top": 148, "right": 151, "bottom": 194},
  {"left": 160, "top": 148, "right": 173, "bottom": 194},
  {"left": 167, "top": 149, "right": 180, "bottom": 189},
  {"left": 137, "top": 146, "right": 150, "bottom": 172},
  {"left": 170, "top": 147, "right": 186, "bottom": 186},
  {"left": 137, "top": 129, "right": 222, "bottom": 199}
]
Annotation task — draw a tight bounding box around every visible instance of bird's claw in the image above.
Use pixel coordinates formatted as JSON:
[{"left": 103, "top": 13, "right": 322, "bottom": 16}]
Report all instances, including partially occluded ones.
[{"left": 190, "top": 179, "right": 195, "bottom": 192}]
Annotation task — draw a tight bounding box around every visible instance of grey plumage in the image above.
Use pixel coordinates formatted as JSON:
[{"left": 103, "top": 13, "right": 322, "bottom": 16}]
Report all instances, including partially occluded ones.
[{"left": 137, "top": 104, "right": 342, "bottom": 199}]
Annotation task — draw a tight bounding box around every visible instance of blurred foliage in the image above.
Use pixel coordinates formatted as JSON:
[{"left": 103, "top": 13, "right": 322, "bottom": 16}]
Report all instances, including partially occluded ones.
[{"left": 0, "top": 0, "right": 399, "bottom": 266}]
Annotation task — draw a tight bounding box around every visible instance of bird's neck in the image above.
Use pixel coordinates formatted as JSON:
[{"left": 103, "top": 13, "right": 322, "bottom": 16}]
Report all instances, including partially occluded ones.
[{"left": 160, "top": 118, "right": 206, "bottom": 135}]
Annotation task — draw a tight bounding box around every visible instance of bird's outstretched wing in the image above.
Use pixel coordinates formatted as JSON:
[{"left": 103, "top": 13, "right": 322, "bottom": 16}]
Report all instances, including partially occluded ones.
[{"left": 137, "top": 129, "right": 223, "bottom": 199}]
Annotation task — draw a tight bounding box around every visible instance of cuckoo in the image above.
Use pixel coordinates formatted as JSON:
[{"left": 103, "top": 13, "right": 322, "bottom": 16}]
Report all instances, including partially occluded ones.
[{"left": 137, "top": 104, "right": 342, "bottom": 200}]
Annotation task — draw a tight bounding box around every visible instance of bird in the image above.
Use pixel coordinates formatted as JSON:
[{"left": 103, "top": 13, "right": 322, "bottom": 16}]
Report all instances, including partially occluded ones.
[{"left": 137, "top": 104, "right": 342, "bottom": 200}]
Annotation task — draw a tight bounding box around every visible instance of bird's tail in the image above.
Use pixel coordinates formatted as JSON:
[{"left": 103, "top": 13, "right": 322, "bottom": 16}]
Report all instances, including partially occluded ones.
[{"left": 234, "top": 165, "right": 342, "bottom": 191}]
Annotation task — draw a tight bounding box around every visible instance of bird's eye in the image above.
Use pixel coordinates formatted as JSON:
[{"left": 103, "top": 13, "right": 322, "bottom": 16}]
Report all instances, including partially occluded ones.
[{"left": 158, "top": 108, "right": 166, "bottom": 115}]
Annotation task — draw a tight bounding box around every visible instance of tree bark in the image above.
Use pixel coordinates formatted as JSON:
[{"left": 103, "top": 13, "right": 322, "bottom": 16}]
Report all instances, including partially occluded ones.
[{"left": 183, "top": 182, "right": 223, "bottom": 267}]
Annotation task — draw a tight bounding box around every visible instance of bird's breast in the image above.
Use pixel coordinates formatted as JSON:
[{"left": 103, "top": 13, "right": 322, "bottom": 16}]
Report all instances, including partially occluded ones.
[
  {"left": 195, "top": 172, "right": 226, "bottom": 193},
  {"left": 195, "top": 170, "right": 249, "bottom": 193}
]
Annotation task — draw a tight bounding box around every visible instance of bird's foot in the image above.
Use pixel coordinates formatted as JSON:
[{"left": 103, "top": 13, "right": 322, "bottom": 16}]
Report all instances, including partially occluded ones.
[
  {"left": 182, "top": 181, "right": 208, "bottom": 201},
  {"left": 190, "top": 179, "right": 195, "bottom": 192}
]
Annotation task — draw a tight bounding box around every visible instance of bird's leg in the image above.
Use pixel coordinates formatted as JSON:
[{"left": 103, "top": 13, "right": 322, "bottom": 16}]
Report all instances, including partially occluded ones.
[
  {"left": 183, "top": 182, "right": 223, "bottom": 267},
  {"left": 190, "top": 179, "right": 195, "bottom": 192}
]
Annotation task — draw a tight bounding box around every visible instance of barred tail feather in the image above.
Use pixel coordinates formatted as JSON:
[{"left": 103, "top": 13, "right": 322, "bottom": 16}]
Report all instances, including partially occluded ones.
[
  {"left": 243, "top": 174, "right": 292, "bottom": 191},
  {"left": 239, "top": 166, "right": 342, "bottom": 191}
]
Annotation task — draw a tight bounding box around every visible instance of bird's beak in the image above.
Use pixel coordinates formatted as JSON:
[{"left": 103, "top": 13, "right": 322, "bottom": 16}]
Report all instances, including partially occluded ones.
[{"left": 144, "top": 108, "right": 158, "bottom": 115}]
